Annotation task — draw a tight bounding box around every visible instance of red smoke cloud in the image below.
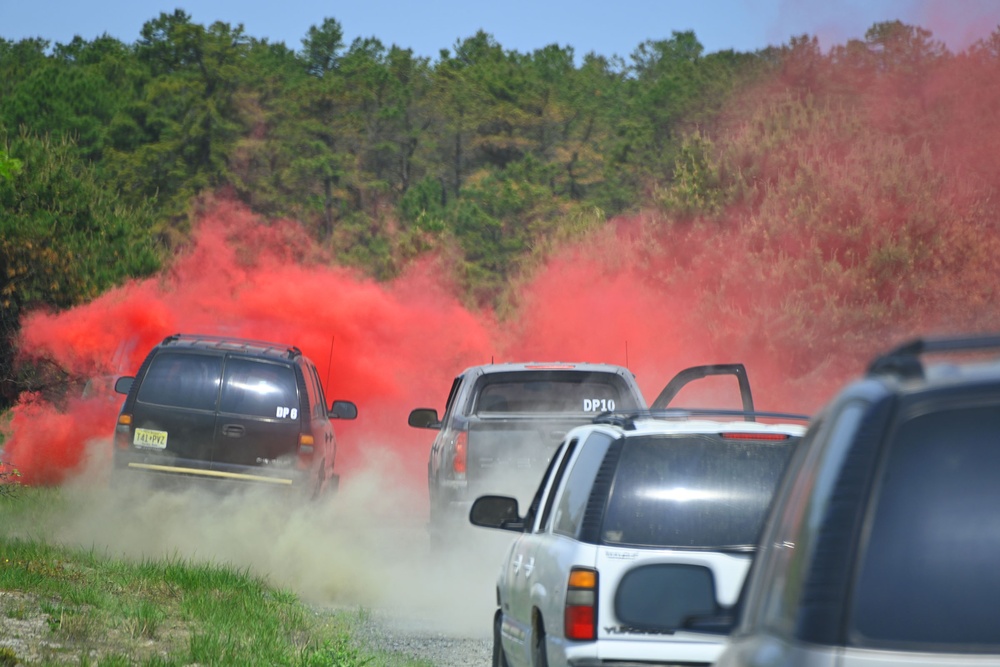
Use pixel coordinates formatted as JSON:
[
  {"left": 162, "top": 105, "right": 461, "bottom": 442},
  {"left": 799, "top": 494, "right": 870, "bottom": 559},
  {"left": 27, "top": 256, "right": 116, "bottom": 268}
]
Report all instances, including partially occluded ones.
[
  {"left": 6, "top": 32, "right": 1000, "bottom": 487},
  {"left": 4, "top": 201, "right": 500, "bottom": 486},
  {"left": 0, "top": 202, "right": 842, "bottom": 487}
]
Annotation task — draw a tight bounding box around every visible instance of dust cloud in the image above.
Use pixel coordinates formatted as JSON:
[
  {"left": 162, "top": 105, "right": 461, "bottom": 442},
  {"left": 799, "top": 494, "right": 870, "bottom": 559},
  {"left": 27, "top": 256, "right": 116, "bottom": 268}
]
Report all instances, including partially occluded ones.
[{"left": 24, "top": 435, "right": 507, "bottom": 637}]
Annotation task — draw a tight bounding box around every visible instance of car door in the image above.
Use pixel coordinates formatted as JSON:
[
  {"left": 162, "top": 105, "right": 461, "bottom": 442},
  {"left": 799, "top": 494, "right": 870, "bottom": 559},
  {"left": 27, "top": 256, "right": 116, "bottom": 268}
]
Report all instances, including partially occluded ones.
[
  {"left": 215, "top": 356, "right": 301, "bottom": 466},
  {"left": 502, "top": 436, "right": 579, "bottom": 667},
  {"left": 129, "top": 350, "right": 223, "bottom": 462},
  {"left": 650, "top": 363, "right": 755, "bottom": 413},
  {"left": 428, "top": 374, "right": 465, "bottom": 487},
  {"left": 303, "top": 362, "right": 335, "bottom": 470}
]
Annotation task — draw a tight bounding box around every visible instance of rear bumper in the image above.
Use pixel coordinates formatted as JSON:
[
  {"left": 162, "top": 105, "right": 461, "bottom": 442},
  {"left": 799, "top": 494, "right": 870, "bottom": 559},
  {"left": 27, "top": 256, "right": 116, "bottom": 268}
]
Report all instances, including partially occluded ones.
[
  {"left": 113, "top": 450, "right": 310, "bottom": 490},
  {"left": 555, "top": 635, "right": 723, "bottom": 667}
]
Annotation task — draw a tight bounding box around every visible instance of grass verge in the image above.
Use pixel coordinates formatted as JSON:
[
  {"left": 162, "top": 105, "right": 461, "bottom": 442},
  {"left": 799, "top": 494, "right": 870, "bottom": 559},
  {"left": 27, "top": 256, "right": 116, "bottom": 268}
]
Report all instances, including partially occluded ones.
[{"left": 0, "top": 487, "right": 429, "bottom": 666}]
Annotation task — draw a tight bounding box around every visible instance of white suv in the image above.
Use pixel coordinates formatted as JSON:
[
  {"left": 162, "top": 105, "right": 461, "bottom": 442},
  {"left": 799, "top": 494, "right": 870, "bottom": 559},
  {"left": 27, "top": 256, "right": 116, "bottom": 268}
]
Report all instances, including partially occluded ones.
[{"left": 471, "top": 391, "right": 806, "bottom": 667}]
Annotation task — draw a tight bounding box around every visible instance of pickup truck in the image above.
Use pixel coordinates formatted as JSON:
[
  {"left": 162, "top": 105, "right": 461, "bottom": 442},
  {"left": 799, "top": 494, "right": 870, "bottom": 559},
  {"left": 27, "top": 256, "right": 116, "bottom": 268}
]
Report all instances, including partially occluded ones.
[{"left": 408, "top": 362, "right": 647, "bottom": 546}]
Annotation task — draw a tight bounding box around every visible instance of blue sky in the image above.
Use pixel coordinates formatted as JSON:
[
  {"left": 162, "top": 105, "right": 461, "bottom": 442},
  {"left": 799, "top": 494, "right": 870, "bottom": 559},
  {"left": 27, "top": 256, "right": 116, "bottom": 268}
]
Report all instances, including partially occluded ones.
[{"left": 2, "top": 0, "right": 998, "bottom": 61}]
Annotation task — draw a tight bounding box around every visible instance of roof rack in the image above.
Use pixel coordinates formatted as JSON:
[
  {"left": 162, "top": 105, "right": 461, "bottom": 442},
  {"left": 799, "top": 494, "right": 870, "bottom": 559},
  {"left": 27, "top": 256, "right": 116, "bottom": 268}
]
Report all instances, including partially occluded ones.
[
  {"left": 593, "top": 408, "right": 810, "bottom": 431},
  {"left": 161, "top": 333, "right": 302, "bottom": 359},
  {"left": 867, "top": 333, "right": 1000, "bottom": 380}
]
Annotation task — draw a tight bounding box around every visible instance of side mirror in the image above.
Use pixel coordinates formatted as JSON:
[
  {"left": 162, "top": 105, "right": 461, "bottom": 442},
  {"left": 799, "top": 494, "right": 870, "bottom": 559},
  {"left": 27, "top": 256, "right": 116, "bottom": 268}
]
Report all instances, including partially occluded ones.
[
  {"left": 329, "top": 400, "right": 358, "bottom": 420},
  {"left": 408, "top": 408, "right": 441, "bottom": 429},
  {"left": 114, "top": 377, "right": 134, "bottom": 395},
  {"left": 470, "top": 495, "right": 524, "bottom": 532}
]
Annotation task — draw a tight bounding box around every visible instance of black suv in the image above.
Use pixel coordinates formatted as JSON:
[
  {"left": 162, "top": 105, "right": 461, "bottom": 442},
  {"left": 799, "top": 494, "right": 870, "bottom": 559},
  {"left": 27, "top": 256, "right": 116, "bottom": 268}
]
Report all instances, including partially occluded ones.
[
  {"left": 716, "top": 334, "right": 1000, "bottom": 667},
  {"left": 113, "top": 334, "right": 357, "bottom": 496}
]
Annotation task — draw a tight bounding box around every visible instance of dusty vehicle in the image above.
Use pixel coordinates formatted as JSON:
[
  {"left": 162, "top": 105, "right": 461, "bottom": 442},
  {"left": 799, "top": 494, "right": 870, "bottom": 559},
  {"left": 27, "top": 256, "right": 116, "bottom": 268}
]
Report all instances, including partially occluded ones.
[
  {"left": 113, "top": 333, "right": 357, "bottom": 496},
  {"left": 408, "top": 362, "right": 647, "bottom": 545},
  {"left": 716, "top": 333, "right": 1000, "bottom": 667},
  {"left": 471, "top": 364, "right": 807, "bottom": 667}
]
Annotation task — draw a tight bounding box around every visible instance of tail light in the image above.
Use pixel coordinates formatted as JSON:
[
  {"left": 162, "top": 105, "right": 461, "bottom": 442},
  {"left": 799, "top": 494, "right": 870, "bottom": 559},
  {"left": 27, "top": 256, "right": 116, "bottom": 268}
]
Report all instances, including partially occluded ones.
[
  {"left": 297, "top": 433, "right": 315, "bottom": 467},
  {"left": 565, "top": 568, "right": 598, "bottom": 640},
  {"left": 452, "top": 431, "right": 468, "bottom": 478},
  {"left": 720, "top": 432, "right": 790, "bottom": 441},
  {"left": 115, "top": 414, "right": 132, "bottom": 449}
]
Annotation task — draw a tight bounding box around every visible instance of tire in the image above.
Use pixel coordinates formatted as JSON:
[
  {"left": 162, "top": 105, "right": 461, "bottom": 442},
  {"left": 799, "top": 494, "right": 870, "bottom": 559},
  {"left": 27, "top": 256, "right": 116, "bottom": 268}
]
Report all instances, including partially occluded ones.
[
  {"left": 492, "top": 610, "right": 509, "bottom": 667},
  {"left": 532, "top": 615, "right": 549, "bottom": 667}
]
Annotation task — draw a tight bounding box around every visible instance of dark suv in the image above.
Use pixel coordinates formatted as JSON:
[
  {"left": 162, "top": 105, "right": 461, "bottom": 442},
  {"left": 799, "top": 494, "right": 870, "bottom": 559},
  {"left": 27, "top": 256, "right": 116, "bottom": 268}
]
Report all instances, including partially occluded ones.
[
  {"left": 113, "top": 334, "right": 357, "bottom": 496},
  {"left": 716, "top": 334, "right": 1000, "bottom": 667}
]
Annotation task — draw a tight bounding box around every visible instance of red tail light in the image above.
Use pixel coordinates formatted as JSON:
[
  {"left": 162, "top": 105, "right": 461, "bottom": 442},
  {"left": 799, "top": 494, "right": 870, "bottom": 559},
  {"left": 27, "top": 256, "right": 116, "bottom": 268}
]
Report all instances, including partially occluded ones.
[
  {"left": 720, "top": 432, "right": 790, "bottom": 441},
  {"left": 298, "top": 433, "right": 315, "bottom": 467},
  {"left": 452, "top": 431, "right": 468, "bottom": 477},
  {"left": 115, "top": 414, "right": 132, "bottom": 449},
  {"left": 565, "top": 568, "right": 598, "bottom": 641}
]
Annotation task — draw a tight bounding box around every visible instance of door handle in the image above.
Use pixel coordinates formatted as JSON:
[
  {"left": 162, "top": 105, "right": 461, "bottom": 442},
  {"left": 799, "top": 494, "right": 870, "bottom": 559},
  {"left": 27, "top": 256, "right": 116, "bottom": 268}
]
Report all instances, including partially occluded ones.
[{"left": 221, "top": 424, "right": 245, "bottom": 438}]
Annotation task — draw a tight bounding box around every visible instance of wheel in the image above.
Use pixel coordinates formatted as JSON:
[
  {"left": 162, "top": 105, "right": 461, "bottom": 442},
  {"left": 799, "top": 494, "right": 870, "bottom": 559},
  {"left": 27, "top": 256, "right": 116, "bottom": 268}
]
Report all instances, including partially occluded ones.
[
  {"left": 532, "top": 615, "right": 549, "bottom": 667},
  {"left": 492, "top": 610, "right": 509, "bottom": 667}
]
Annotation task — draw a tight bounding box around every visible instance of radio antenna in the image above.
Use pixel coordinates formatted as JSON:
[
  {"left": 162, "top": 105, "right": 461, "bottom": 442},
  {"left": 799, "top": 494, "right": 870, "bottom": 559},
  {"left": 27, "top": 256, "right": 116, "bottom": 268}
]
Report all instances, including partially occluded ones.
[{"left": 625, "top": 340, "right": 630, "bottom": 369}]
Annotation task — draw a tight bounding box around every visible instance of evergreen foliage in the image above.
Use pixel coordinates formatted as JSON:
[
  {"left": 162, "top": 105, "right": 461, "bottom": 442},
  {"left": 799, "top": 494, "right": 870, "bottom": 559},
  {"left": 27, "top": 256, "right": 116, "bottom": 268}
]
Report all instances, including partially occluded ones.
[{"left": 1, "top": 18, "right": 999, "bottom": 405}]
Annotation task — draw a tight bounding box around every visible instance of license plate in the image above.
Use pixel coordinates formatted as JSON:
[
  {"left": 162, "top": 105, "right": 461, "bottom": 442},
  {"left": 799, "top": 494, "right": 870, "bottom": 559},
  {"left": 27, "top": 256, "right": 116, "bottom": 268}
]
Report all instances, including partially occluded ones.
[{"left": 134, "top": 428, "right": 168, "bottom": 449}]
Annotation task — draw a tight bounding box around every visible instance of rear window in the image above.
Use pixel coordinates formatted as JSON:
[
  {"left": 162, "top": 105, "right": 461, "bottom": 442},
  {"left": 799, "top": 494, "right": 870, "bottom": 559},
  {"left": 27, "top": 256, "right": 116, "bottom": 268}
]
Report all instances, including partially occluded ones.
[
  {"left": 601, "top": 435, "right": 797, "bottom": 548},
  {"left": 475, "top": 372, "right": 639, "bottom": 415},
  {"left": 850, "top": 402, "right": 1000, "bottom": 650},
  {"left": 219, "top": 358, "right": 299, "bottom": 419},
  {"left": 136, "top": 352, "right": 222, "bottom": 410}
]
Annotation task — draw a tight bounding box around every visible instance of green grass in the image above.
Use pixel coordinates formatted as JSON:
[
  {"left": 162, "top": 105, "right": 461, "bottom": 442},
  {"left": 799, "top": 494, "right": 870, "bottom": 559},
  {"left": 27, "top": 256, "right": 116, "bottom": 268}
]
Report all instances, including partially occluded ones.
[{"left": 0, "top": 488, "right": 430, "bottom": 667}]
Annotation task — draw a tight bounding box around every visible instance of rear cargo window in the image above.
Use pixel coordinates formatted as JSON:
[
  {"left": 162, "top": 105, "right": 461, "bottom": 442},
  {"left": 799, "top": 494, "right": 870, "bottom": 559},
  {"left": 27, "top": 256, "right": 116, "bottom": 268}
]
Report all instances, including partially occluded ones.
[
  {"left": 220, "top": 358, "right": 299, "bottom": 419},
  {"left": 475, "top": 373, "right": 638, "bottom": 415},
  {"left": 601, "top": 435, "right": 797, "bottom": 548},
  {"left": 136, "top": 352, "right": 222, "bottom": 410},
  {"left": 851, "top": 402, "right": 1000, "bottom": 650}
]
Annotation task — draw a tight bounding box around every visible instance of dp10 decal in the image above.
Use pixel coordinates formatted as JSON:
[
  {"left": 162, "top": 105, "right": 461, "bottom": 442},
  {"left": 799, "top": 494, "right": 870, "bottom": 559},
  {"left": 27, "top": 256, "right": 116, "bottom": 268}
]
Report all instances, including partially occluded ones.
[{"left": 584, "top": 398, "right": 616, "bottom": 412}]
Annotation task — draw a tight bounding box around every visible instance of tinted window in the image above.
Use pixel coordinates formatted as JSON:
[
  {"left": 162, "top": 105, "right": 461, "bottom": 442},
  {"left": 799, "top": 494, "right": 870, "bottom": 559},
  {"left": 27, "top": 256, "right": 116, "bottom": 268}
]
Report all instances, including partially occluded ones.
[
  {"left": 476, "top": 372, "right": 638, "bottom": 415},
  {"left": 552, "top": 432, "right": 615, "bottom": 538},
  {"left": 136, "top": 352, "right": 222, "bottom": 410},
  {"left": 601, "top": 435, "right": 797, "bottom": 548},
  {"left": 304, "top": 363, "right": 326, "bottom": 418},
  {"left": 535, "top": 438, "right": 579, "bottom": 532},
  {"left": 616, "top": 564, "right": 717, "bottom": 631},
  {"left": 219, "top": 358, "right": 299, "bottom": 419},
  {"left": 851, "top": 402, "right": 1000, "bottom": 649}
]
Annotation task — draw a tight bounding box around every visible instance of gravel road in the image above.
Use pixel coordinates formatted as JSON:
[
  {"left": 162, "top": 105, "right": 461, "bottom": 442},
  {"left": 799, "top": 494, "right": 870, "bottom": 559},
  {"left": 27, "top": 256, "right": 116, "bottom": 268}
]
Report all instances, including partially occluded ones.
[
  {"left": 350, "top": 605, "right": 493, "bottom": 667},
  {"left": 331, "top": 518, "right": 514, "bottom": 667}
]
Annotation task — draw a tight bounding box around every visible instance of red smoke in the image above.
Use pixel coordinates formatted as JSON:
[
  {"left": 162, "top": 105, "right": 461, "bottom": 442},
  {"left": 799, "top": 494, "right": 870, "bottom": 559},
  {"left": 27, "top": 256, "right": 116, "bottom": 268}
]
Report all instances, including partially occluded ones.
[{"left": 6, "top": 30, "right": 1000, "bottom": 487}]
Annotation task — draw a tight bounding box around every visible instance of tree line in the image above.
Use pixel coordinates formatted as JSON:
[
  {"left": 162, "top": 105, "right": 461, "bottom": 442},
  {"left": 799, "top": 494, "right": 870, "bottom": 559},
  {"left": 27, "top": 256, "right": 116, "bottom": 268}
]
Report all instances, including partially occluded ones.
[{"left": 2, "top": 14, "right": 998, "bottom": 404}]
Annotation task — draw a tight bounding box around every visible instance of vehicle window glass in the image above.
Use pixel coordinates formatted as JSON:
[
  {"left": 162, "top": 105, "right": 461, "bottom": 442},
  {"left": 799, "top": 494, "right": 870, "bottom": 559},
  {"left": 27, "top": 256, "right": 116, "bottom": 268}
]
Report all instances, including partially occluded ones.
[
  {"left": 552, "top": 431, "right": 614, "bottom": 538},
  {"left": 441, "top": 376, "right": 463, "bottom": 422},
  {"left": 475, "top": 373, "right": 639, "bottom": 415},
  {"left": 536, "top": 438, "right": 580, "bottom": 532},
  {"left": 305, "top": 364, "right": 326, "bottom": 418},
  {"left": 219, "top": 358, "right": 299, "bottom": 420},
  {"left": 753, "top": 403, "right": 864, "bottom": 636},
  {"left": 136, "top": 352, "right": 222, "bottom": 410},
  {"left": 601, "top": 435, "right": 797, "bottom": 548},
  {"left": 850, "top": 402, "right": 1000, "bottom": 649}
]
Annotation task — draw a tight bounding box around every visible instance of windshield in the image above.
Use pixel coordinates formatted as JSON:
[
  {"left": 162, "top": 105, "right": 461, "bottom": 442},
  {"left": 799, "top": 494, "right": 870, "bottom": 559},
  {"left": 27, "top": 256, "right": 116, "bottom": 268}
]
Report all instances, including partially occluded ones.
[{"left": 601, "top": 434, "right": 798, "bottom": 549}]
